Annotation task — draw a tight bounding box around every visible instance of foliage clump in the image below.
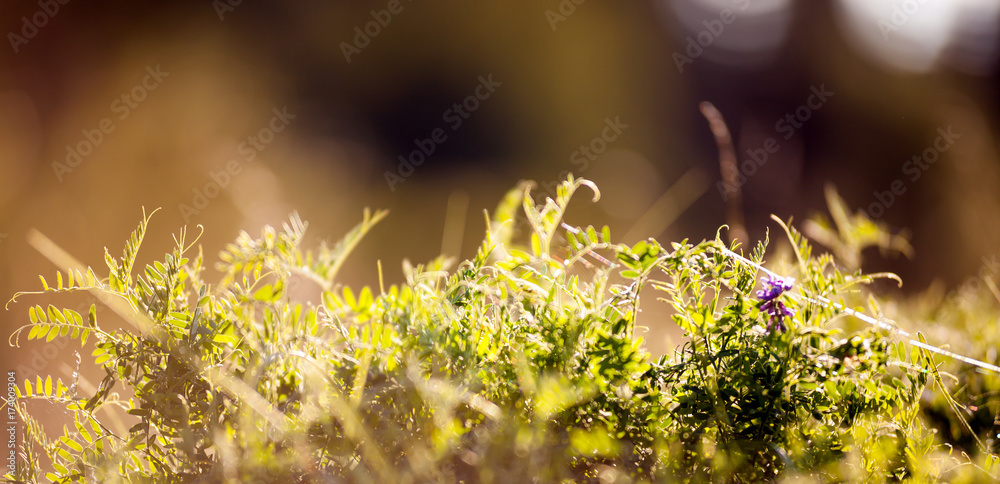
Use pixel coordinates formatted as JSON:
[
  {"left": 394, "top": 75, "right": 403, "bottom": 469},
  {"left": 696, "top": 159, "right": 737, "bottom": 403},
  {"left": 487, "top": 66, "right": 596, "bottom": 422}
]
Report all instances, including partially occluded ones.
[{"left": 4, "top": 177, "right": 999, "bottom": 483}]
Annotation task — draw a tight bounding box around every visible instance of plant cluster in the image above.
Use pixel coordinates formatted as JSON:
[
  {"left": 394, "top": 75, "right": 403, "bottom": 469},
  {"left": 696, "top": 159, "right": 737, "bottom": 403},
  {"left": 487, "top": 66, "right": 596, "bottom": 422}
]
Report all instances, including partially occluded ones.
[{"left": 3, "top": 177, "right": 999, "bottom": 483}]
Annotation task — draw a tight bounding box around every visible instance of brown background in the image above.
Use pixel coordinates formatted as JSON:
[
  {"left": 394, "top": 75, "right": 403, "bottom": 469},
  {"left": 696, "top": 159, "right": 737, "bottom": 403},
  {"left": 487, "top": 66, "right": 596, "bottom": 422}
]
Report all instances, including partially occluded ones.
[{"left": 1, "top": 0, "right": 999, "bottom": 387}]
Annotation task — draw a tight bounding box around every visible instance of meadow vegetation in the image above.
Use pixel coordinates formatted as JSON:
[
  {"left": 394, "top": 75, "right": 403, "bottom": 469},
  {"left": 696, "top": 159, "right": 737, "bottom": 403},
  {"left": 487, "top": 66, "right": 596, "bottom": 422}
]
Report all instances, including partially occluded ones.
[{"left": 4, "top": 176, "right": 1000, "bottom": 483}]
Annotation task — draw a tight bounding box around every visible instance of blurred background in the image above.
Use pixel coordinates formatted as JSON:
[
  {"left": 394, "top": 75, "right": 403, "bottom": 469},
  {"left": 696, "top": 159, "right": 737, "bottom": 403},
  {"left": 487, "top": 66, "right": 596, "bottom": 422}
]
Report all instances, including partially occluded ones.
[{"left": 1, "top": 0, "right": 999, "bottom": 371}]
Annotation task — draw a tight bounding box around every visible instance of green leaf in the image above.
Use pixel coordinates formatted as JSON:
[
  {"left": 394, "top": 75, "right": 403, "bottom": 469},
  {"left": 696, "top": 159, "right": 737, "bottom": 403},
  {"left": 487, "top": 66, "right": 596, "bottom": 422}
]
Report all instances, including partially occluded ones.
[
  {"left": 56, "top": 447, "right": 72, "bottom": 462},
  {"left": 358, "top": 286, "right": 373, "bottom": 309},
  {"left": 76, "top": 421, "right": 93, "bottom": 444},
  {"left": 48, "top": 305, "right": 67, "bottom": 325},
  {"left": 212, "top": 334, "right": 236, "bottom": 345},
  {"left": 63, "top": 437, "right": 83, "bottom": 453},
  {"left": 253, "top": 284, "right": 277, "bottom": 302},
  {"left": 65, "top": 308, "right": 82, "bottom": 326},
  {"left": 530, "top": 233, "right": 542, "bottom": 257},
  {"left": 343, "top": 286, "right": 356, "bottom": 309},
  {"left": 569, "top": 428, "right": 621, "bottom": 457}
]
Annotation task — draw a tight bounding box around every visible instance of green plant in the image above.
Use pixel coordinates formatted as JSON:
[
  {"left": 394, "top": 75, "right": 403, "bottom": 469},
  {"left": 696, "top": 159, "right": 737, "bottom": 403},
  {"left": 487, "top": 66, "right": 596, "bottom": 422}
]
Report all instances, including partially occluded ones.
[{"left": 3, "top": 176, "right": 998, "bottom": 483}]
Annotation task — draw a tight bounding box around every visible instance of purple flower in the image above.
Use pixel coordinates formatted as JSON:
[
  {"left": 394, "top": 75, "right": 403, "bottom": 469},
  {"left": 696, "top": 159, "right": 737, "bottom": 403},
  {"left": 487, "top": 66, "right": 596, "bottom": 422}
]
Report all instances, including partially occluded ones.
[
  {"left": 756, "top": 274, "right": 795, "bottom": 334},
  {"left": 756, "top": 274, "right": 793, "bottom": 300}
]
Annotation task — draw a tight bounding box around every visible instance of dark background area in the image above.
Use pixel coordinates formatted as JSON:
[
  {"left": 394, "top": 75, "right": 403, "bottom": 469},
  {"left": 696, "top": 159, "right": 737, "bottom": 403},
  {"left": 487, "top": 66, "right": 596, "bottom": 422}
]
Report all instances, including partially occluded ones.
[{"left": 2, "top": 0, "right": 999, "bottom": 365}]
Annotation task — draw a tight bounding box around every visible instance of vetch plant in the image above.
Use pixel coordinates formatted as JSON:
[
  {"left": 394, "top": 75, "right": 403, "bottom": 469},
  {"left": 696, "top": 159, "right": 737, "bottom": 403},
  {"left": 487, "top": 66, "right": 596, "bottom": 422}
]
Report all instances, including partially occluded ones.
[
  {"left": 755, "top": 274, "right": 795, "bottom": 334},
  {"left": 12, "top": 295, "right": 104, "bottom": 380},
  {"left": 3, "top": 176, "right": 999, "bottom": 483}
]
